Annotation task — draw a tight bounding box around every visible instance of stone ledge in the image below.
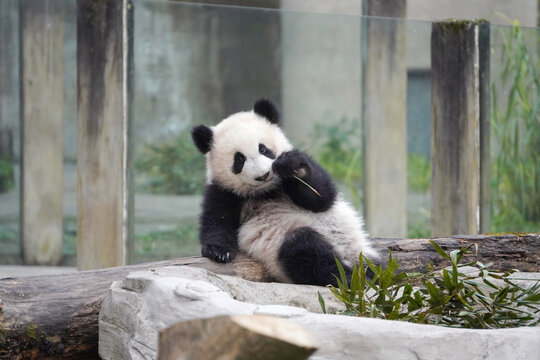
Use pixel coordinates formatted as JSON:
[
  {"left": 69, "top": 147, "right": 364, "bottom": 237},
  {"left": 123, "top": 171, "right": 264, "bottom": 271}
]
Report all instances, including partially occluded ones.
[{"left": 99, "top": 266, "right": 540, "bottom": 360}]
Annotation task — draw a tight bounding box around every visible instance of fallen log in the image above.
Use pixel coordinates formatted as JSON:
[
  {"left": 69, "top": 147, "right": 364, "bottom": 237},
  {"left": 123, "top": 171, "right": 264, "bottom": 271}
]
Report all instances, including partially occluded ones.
[
  {"left": 0, "top": 234, "right": 538, "bottom": 359},
  {"left": 375, "top": 234, "right": 540, "bottom": 273},
  {"left": 0, "top": 254, "right": 267, "bottom": 360}
]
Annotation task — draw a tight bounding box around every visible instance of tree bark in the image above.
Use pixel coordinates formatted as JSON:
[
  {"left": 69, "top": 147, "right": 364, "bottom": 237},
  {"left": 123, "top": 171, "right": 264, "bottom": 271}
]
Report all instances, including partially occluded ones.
[
  {"left": 0, "top": 234, "right": 538, "bottom": 359},
  {"left": 158, "top": 315, "right": 318, "bottom": 360}
]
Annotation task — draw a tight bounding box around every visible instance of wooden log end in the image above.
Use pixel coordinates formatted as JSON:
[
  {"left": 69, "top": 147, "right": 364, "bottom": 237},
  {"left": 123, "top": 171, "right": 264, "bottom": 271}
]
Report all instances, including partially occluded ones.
[{"left": 158, "top": 315, "right": 318, "bottom": 360}]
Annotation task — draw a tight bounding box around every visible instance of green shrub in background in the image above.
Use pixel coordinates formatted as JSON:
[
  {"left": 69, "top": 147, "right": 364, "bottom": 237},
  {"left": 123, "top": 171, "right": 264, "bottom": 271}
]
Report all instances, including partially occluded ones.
[
  {"left": 319, "top": 242, "right": 540, "bottom": 329},
  {"left": 0, "top": 159, "right": 14, "bottom": 193},
  {"left": 491, "top": 22, "right": 540, "bottom": 233},
  {"left": 135, "top": 131, "right": 206, "bottom": 195},
  {"left": 407, "top": 153, "right": 430, "bottom": 193},
  {"left": 60, "top": 220, "right": 200, "bottom": 259},
  {"left": 134, "top": 118, "right": 434, "bottom": 239},
  {"left": 312, "top": 118, "right": 363, "bottom": 182},
  {"left": 311, "top": 118, "right": 364, "bottom": 208},
  {"left": 407, "top": 220, "right": 431, "bottom": 239},
  {"left": 313, "top": 118, "right": 432, "bottom": 236},
  {"left": 135, "top": 220, "right": 199, "bottom": 256}
]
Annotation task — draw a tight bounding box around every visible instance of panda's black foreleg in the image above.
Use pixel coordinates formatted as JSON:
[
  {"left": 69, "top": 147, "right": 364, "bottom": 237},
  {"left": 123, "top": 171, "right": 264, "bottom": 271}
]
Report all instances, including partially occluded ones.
[
  {"left": 278, "top": 226, "right": 352, "bottom": 287},
  {"left": 199, "top": 184, "right": 242, "bottom": 263},
  {"left": 272, "top": 149, "right": 337, "bottom": 213}
]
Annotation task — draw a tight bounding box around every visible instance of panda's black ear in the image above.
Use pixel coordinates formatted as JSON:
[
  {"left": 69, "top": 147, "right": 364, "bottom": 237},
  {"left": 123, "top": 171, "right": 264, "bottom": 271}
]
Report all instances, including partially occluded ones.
[
  {"left": 191, "top": 125, "right": 213, "bottom": 154},
  {"left": 254, "top": 98, "right": 279, "bottom": 124}
]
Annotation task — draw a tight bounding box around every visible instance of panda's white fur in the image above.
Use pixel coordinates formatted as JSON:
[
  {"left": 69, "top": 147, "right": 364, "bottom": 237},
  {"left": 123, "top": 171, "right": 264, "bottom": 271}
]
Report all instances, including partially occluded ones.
[
  {"left": 199, "top": 107, "right": 375, "bottom": 283},
  {"left": 239, "top": 193, "right": 374, "bottom": 282}
]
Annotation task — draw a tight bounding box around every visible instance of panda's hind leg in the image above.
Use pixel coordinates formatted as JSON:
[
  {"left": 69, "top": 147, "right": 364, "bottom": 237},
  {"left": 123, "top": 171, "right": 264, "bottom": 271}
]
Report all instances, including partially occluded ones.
[{"left": 278, "top": 226, "right": 351, "bottom": 286}]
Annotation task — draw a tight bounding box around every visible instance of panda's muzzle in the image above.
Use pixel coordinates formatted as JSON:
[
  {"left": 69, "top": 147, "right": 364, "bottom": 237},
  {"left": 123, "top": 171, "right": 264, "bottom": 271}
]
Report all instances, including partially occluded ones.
[{"left": 254, "top": 172, "right": 270, "bottom": 182}]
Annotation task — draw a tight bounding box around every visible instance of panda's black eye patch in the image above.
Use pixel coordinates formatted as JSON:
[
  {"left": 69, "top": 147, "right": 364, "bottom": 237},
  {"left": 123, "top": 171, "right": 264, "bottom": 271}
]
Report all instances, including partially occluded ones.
[
  {"left": 233, "top": 152, "right": 246, "bottom": 174},
  {"left": 259, "top": 143, "right": 276, "bottom": 159}
]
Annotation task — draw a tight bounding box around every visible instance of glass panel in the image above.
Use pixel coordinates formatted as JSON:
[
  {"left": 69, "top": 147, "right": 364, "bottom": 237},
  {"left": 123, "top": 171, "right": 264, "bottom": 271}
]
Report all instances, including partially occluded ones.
[
  {"left": 62, "top": 0, "right": 78, "bottom": 262},
  {"left": 132, "top": 1, "right": 286, "bottom": 263},
  {"left": 1, "top": 0, "right": 537, "bottom": 268},
  {"left": 490, "top": 23, "right": 540, "bottom": 233},
  {"left": 132, "top": 0, "right": 434, "bottom": 262},
  {"left": 3, "top": 0, "right": 536, "bottom": 267},
  {"left": 406, "top": 20, "right": 432, "bottom": 238},
  {"left": 0, "top": 1, "right": 21, "bottom": 262},
  {"left": 0, "top": 0, "right": 77, "bottom": 264}
]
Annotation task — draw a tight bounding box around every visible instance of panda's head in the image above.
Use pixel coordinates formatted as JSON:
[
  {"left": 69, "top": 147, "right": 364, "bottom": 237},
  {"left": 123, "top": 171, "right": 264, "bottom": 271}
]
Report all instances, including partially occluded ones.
[{"left": 191, "top": 99, "right": 293, "bottom": 197}]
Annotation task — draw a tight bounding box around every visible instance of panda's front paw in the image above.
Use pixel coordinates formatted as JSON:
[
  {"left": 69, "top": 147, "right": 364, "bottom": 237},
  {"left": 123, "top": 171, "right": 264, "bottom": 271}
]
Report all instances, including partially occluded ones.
[
  {"left": 201, "top": 244, "right": 237, "bottom": 263},
  {"left": 272, "top": 150, "right": 307, "bottom": 178}
]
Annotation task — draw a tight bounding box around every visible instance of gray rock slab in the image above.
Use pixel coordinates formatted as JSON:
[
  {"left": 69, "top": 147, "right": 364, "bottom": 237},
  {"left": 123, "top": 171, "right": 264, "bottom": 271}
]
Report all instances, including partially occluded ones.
[{"left": 99, "top": 266, "right": 540, "bottom": 360}]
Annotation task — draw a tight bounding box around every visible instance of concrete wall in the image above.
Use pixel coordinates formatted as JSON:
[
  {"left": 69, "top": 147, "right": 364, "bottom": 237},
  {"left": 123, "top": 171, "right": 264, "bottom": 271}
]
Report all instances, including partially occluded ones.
[
  {"left": 281, "top": 0, "right": 537, "bottom": 26},
  {"left": 407, "top": 0, "right": 538, "bottom": 26},
  {"left": 280, "top": 1, "right": 362, "bottom": 145},
  {"left": 133, "top": 1, "right": 281, "bottom": 149},
  {"left": 2, "top": 0, "right": 537, "bottom": 158},
  {"left": 0, "top": 0, "right": 77, "bottom": 163}
]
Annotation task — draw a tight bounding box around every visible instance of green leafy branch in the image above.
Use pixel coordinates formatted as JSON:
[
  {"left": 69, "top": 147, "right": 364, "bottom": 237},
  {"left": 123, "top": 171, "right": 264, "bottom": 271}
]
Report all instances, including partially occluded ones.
[{"left": 319, "top": 241, "right": 540, "bottom": 329}]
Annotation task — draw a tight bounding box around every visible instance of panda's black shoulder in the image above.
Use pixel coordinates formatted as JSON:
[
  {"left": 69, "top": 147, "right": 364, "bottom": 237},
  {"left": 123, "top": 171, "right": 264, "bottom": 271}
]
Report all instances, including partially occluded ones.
[{"left": 202, "top": 182, "right": 242, "bottom": 206}]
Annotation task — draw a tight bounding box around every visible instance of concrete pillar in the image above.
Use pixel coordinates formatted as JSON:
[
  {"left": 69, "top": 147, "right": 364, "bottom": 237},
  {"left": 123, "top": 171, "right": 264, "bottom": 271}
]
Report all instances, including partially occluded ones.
[
  {"left": 77, "top": 0, "right": 134, "bottom": 269},
  {"left": 430, "top": 20, "right": 490, "bottom": 236},
  {"left": 20, "top": 0, "right": 64, "bottom": 265},
  {"left": 363, "top": 0, "right": 408, "bottom": 238}
]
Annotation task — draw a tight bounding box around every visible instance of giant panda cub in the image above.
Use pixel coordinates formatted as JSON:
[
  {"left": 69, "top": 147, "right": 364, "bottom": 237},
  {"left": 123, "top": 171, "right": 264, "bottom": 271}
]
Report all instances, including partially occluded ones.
[{"left": 191, "top": 99, "right": 376, "bottom": 286}]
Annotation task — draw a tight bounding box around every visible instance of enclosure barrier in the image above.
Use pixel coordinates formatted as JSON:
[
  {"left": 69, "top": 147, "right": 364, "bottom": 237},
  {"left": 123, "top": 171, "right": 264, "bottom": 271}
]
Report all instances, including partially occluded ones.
[
  {"left": 363, "top": 0, "right": 408, "bottom": 238},
  {"left": 20, "top": 1, "right": 64, "bottom": 265},
  {"left": 430, "top": 20, "right": 491, "bottom": 236},
  {"left": 76, "top": 0, "right": 135, "bottom": 270},
  {"left": 4, "top": 1, "right": 494, "bottom": 269}
]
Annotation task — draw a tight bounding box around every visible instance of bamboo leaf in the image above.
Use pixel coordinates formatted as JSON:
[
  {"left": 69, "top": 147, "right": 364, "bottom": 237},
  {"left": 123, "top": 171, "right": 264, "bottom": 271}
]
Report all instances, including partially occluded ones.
[
  {"left": 318, "top": 291, "right": 327, "bottom": 314},
  {"left": 429, "top": 241, "right": 450, "bottom": 260},
  {"left": 335, "top": 257, "right": 348, "bottom": 288},
  {"left": 442, "top": 269, "right": 453, "bottom": 289}
]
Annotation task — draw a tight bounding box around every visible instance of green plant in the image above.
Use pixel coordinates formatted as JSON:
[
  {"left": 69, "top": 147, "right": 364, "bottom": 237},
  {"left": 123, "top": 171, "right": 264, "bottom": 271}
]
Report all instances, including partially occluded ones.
[
  {"left": 312, "top": 118, "right": 363, "bottom": 182},
  {"left": 135, "top": 131, "right": 206, "bottom": 195},
  {"left": 407, "top": 221, "right": 431, "bottom": 239},
  {"left": 135, "top": 220, "right": 199, "bottom": 256},
  {"left": 311, "top": 118, "right": 363, "bottom": 207},
  {"left": 320, "top": 241, "right": 540, "bottom": 329},
  {"left": 0, "top": 226, "right": 17, "bottom": 254},
  {"left": 407, "top": 154, "right": 430, "bottom": 193},
  {"left": 62, "top": 218, "right": 77, "bottom": 255},
  {"left": 0, "top": 159, "right": 14, "bottom": 193},
  {"left": 491, "top": 21, "right": 540, "bottom": 232}
]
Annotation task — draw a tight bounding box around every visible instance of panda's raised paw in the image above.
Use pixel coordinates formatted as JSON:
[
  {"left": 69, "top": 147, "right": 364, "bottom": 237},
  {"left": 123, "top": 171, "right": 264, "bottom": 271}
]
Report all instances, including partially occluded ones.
[
  {"left": 272, "top": 150, "right": 308, "bottom": 178},
  {"left": 201, "top": 244, "right": 236, "bottom": 263}
]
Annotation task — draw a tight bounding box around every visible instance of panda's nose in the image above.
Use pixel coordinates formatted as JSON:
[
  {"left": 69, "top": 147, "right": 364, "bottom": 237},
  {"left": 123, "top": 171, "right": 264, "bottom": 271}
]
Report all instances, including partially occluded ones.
[{"left": 255, "top": 172, "right": 270, "bottom": 182}]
